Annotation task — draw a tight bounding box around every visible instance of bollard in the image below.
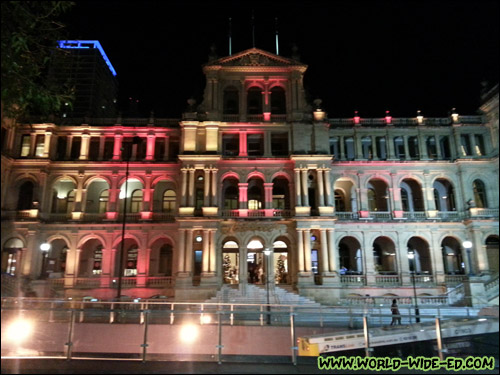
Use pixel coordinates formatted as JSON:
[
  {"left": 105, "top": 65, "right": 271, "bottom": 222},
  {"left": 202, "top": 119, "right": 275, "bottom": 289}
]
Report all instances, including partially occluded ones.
[
  {"left": 141, "top": 310, "right": 149, "bottom": 362},
  {"left": 363, "top": 315, "right": 371, "bottom": 357},
  {"left": 65, "top": 309, "right": 75, "bottom": 360},
  {"left": 290, "top": 309, "right": 297, "bottom": 366}
]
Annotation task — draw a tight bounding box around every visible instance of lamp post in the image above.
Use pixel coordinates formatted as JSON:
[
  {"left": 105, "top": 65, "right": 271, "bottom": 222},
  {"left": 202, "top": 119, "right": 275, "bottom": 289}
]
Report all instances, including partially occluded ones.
[
  {"left": 264, "top": 247, "right": 271, "bottom": 325},
  {"left": 462, "top": 240, "right": 474, "bottom": 276},
  {"left": 40, "top": 243, "right": 51, "bottom": 279},
  {"left": 116, "top": 136, "right": 141, "bottom": 300},
  {"left": 407, "top": 251, "right": 420, "bottom": 323}
]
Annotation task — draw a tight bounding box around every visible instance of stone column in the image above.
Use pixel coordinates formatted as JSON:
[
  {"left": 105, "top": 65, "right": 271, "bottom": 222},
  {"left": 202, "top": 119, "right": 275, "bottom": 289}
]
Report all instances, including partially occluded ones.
[
  {"left": 79, "top": 134, "right": 90, "bottom": 160},
  {"left": 297, "top": 230, "right": 305, "bottom": 272},
  {"left": 371, "top": 136, "right": 378, "bottom": 160},
  {"left": 320, "top": 229, "right": 329, "bottom": 273},
  {"left": 419, "top": 133, "right": 428, "bottom": 160},
  {"left": 430, "top": 231, "right": 445, "bottom": 284},
  {"left": 98, "top": 136, "right": 105, "bottom": 160},
  {"left": 136, "top": 248, "right": 149, "bottom": 287},
  {"left": 472, "top": 229, "right": 487, "bottom": 273},
  {"left": 185, "top": 230, "right": 194, "bottom": 274},
  {"left": 177, "top": 230, "right": 186, "bottom": 274},
  {"left": 202, "top": 230, "right": 210, "bottom": 273},
  {"left": 43, "top": 131, "right": 52, "bottom": 158},
  {"left": 301, "top": 169, "right": 309, "bottom": 207},
  {"left": 327, "top": 229, "right": 338, "bottom": 272},
  {"left": 363, "top": 235, "right": 376, "bottom": 285},
  {"left": 264, "top": 131, "right": 272, "bottom": 156},
  {"left": 239, "top": 131, "right": 248, "bottom": 157},
  {"left": 355, "top": 135, "right": 363, "bottom": 160},
  {"left": 387, "top": 134, "right": 396, "bottom": 160},
  {"left": 403, "top": 135, "right": 411, "bottom": 160},
  {"left": 100, "top": 248, "right": 112, "bottom": 287},
  {"left": 188, "top": 169, "right": 195, "bottom": 207},
  {"left": 397, "top": 234, "right": 411, "bottom": 285},
  {"left": 113, "top": 134, "right": 122, "bottom": 160},
  {"left": 204, "top": 169, "right": 211, "bottom": 207},
  {"left": 180, "top": 169, "right": 188, "bottom": 206},
  {"left": 209, "top": 230, "right": 216, "bottom": 273},
  {"left": 65, "top": 135, "right": 73, "bottom": 160},
  {"left": 142, "top": 174, "right": 153, "bottom": 213},
  {"left": 294, "top": 169, "right": 302, "bottom": 206},
  {"left": 317, "top": 169, "right": 325, "bottom": 206},
  {"left": 164, "top": 136, "right": 170, "bottom": 161},
  {"left": 146, "top": 134, "right": 155, "bottom": 160},
  {"left": 469, "top": 134, "right": 478, "bottom": 157},
  {"left": 324, "top": 169, "right": 333, "bottom": 207},
  {"left": 303, "top": 229, "right": 312, "bottom": 272},
  {"left": 264, "top": 183, "right": 273, "bottom": 209},
  {"left": 238, "top": 183, "right": 248, "bottom": 209},
  {"left": 211, "top": 169, "right": 218, "bottom": 207},
  {"left": 339, "top": 136, "right": 346, "bottom": 161}
]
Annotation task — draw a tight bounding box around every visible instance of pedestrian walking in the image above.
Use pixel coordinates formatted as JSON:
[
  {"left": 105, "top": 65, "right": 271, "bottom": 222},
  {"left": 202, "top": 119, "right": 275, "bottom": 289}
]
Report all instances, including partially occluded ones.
[{"left": 390, "top": 299, "right": 401, "bottom": 325}]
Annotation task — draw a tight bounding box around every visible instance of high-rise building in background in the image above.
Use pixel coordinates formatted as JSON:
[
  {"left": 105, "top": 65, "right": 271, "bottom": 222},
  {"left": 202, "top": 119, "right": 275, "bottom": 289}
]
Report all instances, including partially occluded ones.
[
  {"left": 1, "top": 47, "right": 498, "bottom": 307},
  {"left": 49, "top": 40, "right": 118, "bottom": 118}
]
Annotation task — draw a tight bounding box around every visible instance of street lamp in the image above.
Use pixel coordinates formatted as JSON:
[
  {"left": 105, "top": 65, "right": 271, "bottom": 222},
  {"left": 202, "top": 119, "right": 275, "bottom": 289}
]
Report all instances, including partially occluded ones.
[
  {"left": 462, "top": 240, "right": 474, "bottom": 276},
  {"left": 40, "top": 243, "right": 51, "bottom": 279},
  {"left": 407, "top": 251, "right": 420, "bottom": 323},
  {"left": 263, "top": 247, "right": 271, "bottom": 325},
  {"left": 116, "top": 136, "right": 141, "bottom": 300}
]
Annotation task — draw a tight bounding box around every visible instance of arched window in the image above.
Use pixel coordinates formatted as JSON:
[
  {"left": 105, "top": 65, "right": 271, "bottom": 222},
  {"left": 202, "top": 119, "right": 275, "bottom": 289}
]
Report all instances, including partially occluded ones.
[
  {"left": 223, "top": 87, "right": 239, "bottom": 114},
  {"left": 247, "top": 87, "right": 262, "bottom": 114},
  {"left": 270, "top": 86, "right": 286, "bottom": 114},
  {"left": 368, "top": 189, "right": 377, "bottom": 211},
  {"left": 334, "top": 189, "right": 346, "bottom": 211},
  {"left": 130, "top": 189, "right": 143, "bottom": 213},
  {"left": 224, "top": 186, "right": 238, "bottom": 209},
  {"left": 17, "top": 181, "right": 34, "bottom": 210},
  {"left": 162, "top": 189, "right": 176, "bottom": 212},
  {"left": 401, "top": 188, "right": 410, "bottom": 211},
  {"left": 473, "top": 180, "right": 488, "bottom": 208},
  {"left": 159, "top": 244, "right": 173, "bottom": 276},
  {"left": 66, "top": 190, "right": 75, "bottom": 214},
  {"left": 124, "top": 247, "right": 138, "bottom": 276},
  {"left": 248, "top": 185, "right": 263, "bottom": 210},
  {"left": 93, "top": 246, "right": 103, "bottom": 275},
  {"left": 99, "top": 190, "right": 109, "bottom": 213}
]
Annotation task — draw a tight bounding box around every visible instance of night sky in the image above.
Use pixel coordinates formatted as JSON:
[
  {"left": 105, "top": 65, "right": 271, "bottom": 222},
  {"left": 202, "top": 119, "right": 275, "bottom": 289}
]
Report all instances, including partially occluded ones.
[{"left": 63, "top": 1, "right": 499, "bottom": 118}]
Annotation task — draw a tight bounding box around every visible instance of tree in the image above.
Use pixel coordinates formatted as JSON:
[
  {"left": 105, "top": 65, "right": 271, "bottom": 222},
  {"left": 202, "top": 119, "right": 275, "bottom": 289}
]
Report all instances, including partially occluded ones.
[{"left": 1, "top": 1, "right": 74, "bottom": 121}]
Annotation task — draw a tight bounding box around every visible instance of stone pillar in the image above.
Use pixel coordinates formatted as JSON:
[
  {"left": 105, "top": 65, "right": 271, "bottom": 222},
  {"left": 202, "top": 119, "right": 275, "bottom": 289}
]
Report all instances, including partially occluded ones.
[
  {"left": 98, "top": 137, "right": 105, "bottom": 160},
  {"left": 430, "top": 231, "right": 445, "bottom": 284},
  {"left": 65, "top": 135, "right": 73, "bottom": 160},
  {"left": 264, "top": 183, "right": 273, "bottom": 209},
  {"left": 238, "top": 183, "right": 248, "bottom": 209},
  {"left": 188, "top": 169, "right": 195, "bottom": 207},
  {"left": 211, "top": 169, "right": 218, "bottom": 207},
  {"left": 339, "top": 136, "right": 346, "bottom": 161},
  {"left": 317, "top": 169, "right": 325, "bottom": 206},
  {"left": 301, "top": 169, "right": 309, "bottom": 206},
  {"left": 355, "top": 135, "right": 363, "bottom": 160},
  {"left": 419, "top": 133, "right": 428, "bottom": 160},
  {"left": 209, "top": 230, "right": 216, "bottom": 273},
  {"left": 397, "top": 235, "right": 411, "bottom": 285},
  {"left": 164, "top": 136, "right": 170, "bottom": 161},
  {"left": 327, "top": 229, "right": 338, "bottom": 272},
  {"left": 303, "top": 229, "right": 312, "bottom": 272},
  {"left": 177, "top": 229, "right": 186, "bottom": 274},
  {"left": 181, "top": 169, "right": 188, "bottom": 206},
  {"left": 202, "top": 230, "right": 210, "bottom": 273},
  {"left": 387, "top": 135, "right": 396, "bottom": 160},
  {"left": 264, "top": 131, "right": 272, "bottom": 156},
  {"left": 79, "top": 134, "right": 90, "bottom": 160},
  {"left": 43, "top": 131, "right": 52, "bottom": 158},
  {"left": 113, "top": 134, "right": 122, "bottom": 160},
  {"left": 403, "top": 135, "right": 411, "bottom": 160},
  {"left": 204, "top": 169, "right": 211, "bottom": 207},
  {"left": 324, "top": 169, "right": 333, "bottom": 207},
  {"left": 239, "top": 131, "right": 248, "bottom": 157},
  {"left": 185, "top": 230, "right": 194, "bottom": 274},
  {"left": 136, "top": 248, "right": 149, "bottom": 287},
  {"left": 469, "top": 134, "right": 478, "bottom": 157},
  {"left": 371, "top": 136, "right": 378, "bottom": 160},
  {"left": 363, "top": 235, "right": 376, "bottom": 285},
  {"left": 107, "top": 174, "right": 119, "bottom": 215},
  {"left": 100, "top": 248, "right": 112, "bottom": 287},
  {"left": 472, "top": 230, "right": 488, "bottom": 273},
  {"left": 73, "top": 175, "right": 85, "bottom": 213},
  {"left": 294, "top": 169, "right": 302, "bottom": 206},
  {"left": 142, "top": 174, "right": 153, "bottom": 213},
  {"left": 423, "top": 173, "right": 436, "bottom": 215},
  {"left": 146, "top": 134, "right": 155, "bottom": 160},
  {"left": 297, "top": 230, "right": 305, "bottom": 272},
  {"left": 320, "top": 229, "right": 329, "bottom": 273}
]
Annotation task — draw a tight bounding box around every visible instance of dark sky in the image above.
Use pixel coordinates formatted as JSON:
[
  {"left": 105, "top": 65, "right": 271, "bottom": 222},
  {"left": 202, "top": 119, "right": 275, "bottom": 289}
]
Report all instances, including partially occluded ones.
[{"left": 63, "top": 1, "right": 499, "bottom": 118}]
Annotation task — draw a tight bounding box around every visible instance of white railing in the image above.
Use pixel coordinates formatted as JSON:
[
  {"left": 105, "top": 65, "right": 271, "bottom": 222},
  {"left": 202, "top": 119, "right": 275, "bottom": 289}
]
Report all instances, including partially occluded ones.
[
  {"left": 437, "top": 211, "right": 462, "bottom": 221},
  {"left": 221, "top": 210, "right": 240, "bottom": 218},
  {"left": 340, "top": 275, "right": 366, "bottom": 285},
  {"left": 485, "top": 275, "right": 499, "bottom": 301},
  {"left": 248, "top": 210, "right": 266, "bottom": 217},
  {"left": 413, "top": 275, "right": 434, "bottom": 284},
  {"left": 336, "top": 212, "right": 359, "bottom": 220},
  {"left": 272, "top": 209, "right": 293, "bottom": 218},
  {"left": 375, "top": 275, "right": 400, "bottom": 285},
  {"left": 147, "top": 277, "right": 175, "bottom": 287},
  {"left": 468, "top": 208, "right": 499, "bottom": 218},
  {"left": 445, "top": 275, "right": 469, "bottom": 284},
  {"left": 403, "top": 211, "right": 427, "bottom": 220},
  {"left": 370, "top": 211, "right": 392, "bottom": 221},
  {"left": 75, "top": 278, "right": 101, "bottom": 288},
  {"left": 446, "top": 283, "right": 465, "bottom": 305}
]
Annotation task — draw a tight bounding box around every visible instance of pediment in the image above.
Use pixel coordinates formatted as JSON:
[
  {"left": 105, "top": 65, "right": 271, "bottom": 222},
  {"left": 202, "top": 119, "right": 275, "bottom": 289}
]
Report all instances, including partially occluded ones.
[{"left": 205, "top": 48, "right": 303, "bottom": 67}]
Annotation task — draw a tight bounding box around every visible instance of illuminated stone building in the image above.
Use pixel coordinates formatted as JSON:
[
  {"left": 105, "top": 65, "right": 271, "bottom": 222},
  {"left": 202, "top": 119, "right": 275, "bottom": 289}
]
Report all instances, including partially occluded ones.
[{"left": 1, "top": 47, "right": 498, "bottom": 304}]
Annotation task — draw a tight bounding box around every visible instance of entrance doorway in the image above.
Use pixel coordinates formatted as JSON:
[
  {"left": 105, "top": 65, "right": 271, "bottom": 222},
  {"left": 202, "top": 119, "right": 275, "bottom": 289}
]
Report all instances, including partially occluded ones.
[
  {"left": 222, "top": 240, "right": 239, "bottom": 284},
  {"left": 247, "top": 239, "right": 265, "bottom": 284}
]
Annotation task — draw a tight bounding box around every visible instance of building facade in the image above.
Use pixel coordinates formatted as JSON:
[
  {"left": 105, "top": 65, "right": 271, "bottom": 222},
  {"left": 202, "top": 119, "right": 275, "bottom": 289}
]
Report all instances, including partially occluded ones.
[{"left": 1, "top": 48, "right": 499, "bottom": 304}]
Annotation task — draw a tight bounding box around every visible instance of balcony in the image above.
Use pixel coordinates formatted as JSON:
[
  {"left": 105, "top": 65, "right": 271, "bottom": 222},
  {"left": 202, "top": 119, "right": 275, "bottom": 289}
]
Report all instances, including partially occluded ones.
[
  {"left": 467, "top": 208, "right": 499, "bottom": 219},
  {"left": 375, "top": 274, "right": 400, "bottom": 286},
  {"left": 436, "top": 211, "right": 463, "bottom": 221},
  {"left": 444, "top": 274, "right": 468, "bottom": 285},
  {"left": 402, "top": 211, "right": 427, "bottom": 220},
  {"left": 336, "top": 212, "right": 360, "bottom": 221},
  {"left": 340, "top": 275, "right": 366, "bottom": 285}
]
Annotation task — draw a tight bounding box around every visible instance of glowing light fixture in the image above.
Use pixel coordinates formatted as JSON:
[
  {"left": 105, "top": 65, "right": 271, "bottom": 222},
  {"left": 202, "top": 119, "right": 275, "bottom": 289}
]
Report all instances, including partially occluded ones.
[
  {"left": 416, "top": 110, "right": 424, "bottom": 124},
  {"left": 451, "top": 108, "right": 459, "bottom": 123},
  {"left": 385, "top": 110, "right": 392, "bottom": 124},
  {"left": 180, "top": 324, "right": 199, "bottom": 343},
  {"left": 5, "top": 319, "right": 34, "bottom": 343},
  {"left": 195, "top": 235, "right": 203, "bottom": 243},
  {"left": 200, "top": 314, "right": 212, "bottom": 324},
  {"left": 40, "top": 243, "right": 51, "bottom": 252},
  {"left": 57, "top": 40, "right": 117, "bottom": 76},
  {"left": 462, "top": 240, "right": 472, "bottom": 249},
  {"left": 353, "top": 111, "right": 361, "bottom": 125}
]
